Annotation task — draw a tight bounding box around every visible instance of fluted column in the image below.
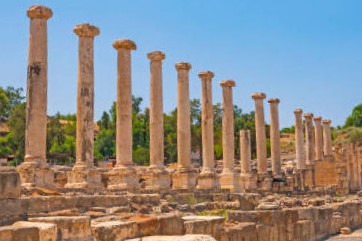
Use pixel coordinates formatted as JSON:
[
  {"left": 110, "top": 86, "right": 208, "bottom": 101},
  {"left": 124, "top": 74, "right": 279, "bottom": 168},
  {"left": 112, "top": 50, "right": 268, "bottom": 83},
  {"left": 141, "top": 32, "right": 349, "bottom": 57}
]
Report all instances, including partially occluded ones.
[
  {"left": 114, "top": 39, "right": 137, "bottom": 167},
  {"left": 314, "top": 116, "right": 323, "bottom": 161},
  {"left": 251, "top": 92, "right": 267, "bottom": 175},
  {"left": 24, "top": 5, "right": 53, "bottom": 164},
  {"left": 73, "top": 24, "right": 99, "bottom": 170},
  {"left": 240, "top": 130, "right": 251, "bottom": 174},
  {"left": 304, "top": 113, "right": 315, "bottom": 165},
  {"left": 148, "top": 51, "right": 166, "bottom": 169},
  {"left": 268, "top": 98, "right": 282, "bottom": 177},
  {"left": 323, "top": 119, "right": 332, "bottom": 156},
  {"left": 294, "top": 109, "right": 306, "bottom": 170},
  {"left": 199, "top": 71, "right": 215, "bottom": 172},
  {"left": 176, "top": 62, "right": 192, "bottom": 169}
]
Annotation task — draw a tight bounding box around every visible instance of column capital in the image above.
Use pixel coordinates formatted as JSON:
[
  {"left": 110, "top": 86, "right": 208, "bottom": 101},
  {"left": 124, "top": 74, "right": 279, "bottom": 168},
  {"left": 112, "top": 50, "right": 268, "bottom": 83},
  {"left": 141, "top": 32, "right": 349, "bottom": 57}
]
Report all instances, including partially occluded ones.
[
  {"left": 175, "top": 62, "right": 191, "bottom": 71},
  {"left": 304, "top": 113, "right": 314, "bottom": 119},
  {"left": 322, "top": 119, "right": 332, "bottom": 125},
  {"left": 113, "top": 39, "right": 137, "bottom": 50},
  {"left": 220, "top": 80, "right": 236, "bottom": 87},
  {"left": 27, "top": 5, "right": 53, "bottom": 20},
  {"left": 198, "top": 71, "right": 214, "bottom": 81},
  {"left": 314, "top": 116, "right": 322, "bottom": 122},
  {"left": 74, "top": 23, "right": 100, "bottom": 38},
  {"left": 294, "top": 108, "right": 303, "bottom": 114},
  {"left": 147, "top": 51, "right": 165, "bottom": 61},
  {"left": 268, "top": 98, "right": 280, "bottom": 104},
  {"left": 251, "top": 92, "right": 266, "bottom": 100}
]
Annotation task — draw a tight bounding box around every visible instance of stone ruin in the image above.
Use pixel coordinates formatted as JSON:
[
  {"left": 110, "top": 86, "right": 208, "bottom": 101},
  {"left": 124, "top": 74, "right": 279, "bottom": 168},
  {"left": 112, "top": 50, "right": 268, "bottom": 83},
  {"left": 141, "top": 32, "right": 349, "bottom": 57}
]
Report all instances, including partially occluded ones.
[{"left": 1, "top": 4, "right": 362, "bottom": 241}]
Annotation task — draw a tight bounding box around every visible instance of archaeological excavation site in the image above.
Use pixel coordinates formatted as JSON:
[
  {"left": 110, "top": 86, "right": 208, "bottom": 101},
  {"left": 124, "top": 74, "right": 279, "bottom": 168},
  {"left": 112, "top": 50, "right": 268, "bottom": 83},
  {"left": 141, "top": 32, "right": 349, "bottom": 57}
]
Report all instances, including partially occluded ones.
[{"left": 2, "top": 4, "right": 362, "bottom": 241}]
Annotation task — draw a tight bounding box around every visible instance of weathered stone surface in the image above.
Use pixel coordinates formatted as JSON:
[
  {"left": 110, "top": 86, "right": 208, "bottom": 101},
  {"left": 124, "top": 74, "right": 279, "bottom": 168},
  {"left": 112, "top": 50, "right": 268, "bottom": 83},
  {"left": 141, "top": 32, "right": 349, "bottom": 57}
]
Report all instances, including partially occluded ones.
[
  {"left": 183, "top": 216, "right": 224, "bottom": 238},
  {"left": 29, "top": 216, "right": 92, "bottom": 241},
  {"left": 0, "top": 167, "right": 20, "bottom": 199},
  {"left": 92, "top": 220, "right": 138, "bottom": 241},
  {"left": 126, "top": 235, "right": 217, "bottom": 241},
  {"left": 215, "top": 222, "right": 257, "bottom": 241},
  {"left": 0, "top": 221, "right": 57, "bottom": 241}
]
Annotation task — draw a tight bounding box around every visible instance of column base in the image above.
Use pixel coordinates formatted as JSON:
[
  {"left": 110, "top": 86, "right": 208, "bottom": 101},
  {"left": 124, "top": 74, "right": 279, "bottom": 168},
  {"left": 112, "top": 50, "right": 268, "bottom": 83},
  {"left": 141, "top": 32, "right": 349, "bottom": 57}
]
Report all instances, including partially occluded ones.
[
  {"left": 64, "top": 167, "right": 102, "bottom": 190},
  {"left": 196, "top": 169, "right": 218, "bottom": 190},
  {"left": 219, "top": 170, "right": 241, "bottom": 192},
  {"left": 305, "top": 164, "right": 315, "bottom": 188},
  {"left": 17, "top": 161, "right": 54, "bottom": 188},
  {"left": 172, "top": 168, "right": 198, "bottom": 190},
  {"left": 107, "top": 166, "right": 139, "bottom": 192},
  {"left": 240, "top": 173, "right": 257, "bottom": 191},
  {"left": 145, "top": 167, "right": 171, "bottom": 191},
  {"left": 257, "top": 174, "right": 273, "bottom": 191}
]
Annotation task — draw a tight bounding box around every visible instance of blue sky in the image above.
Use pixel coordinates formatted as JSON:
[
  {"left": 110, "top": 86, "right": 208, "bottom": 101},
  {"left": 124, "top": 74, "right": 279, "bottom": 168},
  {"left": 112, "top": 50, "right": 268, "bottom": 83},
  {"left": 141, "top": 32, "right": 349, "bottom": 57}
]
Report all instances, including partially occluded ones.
[{"left": 1, "top": 1, "right": 362, "bottom": 128}]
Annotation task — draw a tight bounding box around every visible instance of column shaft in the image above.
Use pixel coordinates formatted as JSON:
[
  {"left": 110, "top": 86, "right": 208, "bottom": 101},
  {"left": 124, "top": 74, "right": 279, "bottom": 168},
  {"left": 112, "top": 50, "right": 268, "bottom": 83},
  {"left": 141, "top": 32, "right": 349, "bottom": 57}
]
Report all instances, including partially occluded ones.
[
  {"left": 294, "top": 109, "right": 306, "bottom": 170},
  {"left": 323, "top": 120, "right": 332, "bottom": 156},
  {"left": 148, "top": 51, "right": 166, "bottom": 168},
  {"left": 268, "top": 98, "right": 281, "bottom": 176},
  {"left": 314, "top": 117, "right": 323, "bottom": 160},
  {"left": 240, "top": 130, "right": 251, "bottom": 174},
  {"left": 304, "top": 113, "right": 315, "bottom": 165},
  {"left": 25, "top": 6, "right": 52, "bottom": 162},
  {"left": 176, "top": 63, "right": 192, "bottom": 169},
  {"left": 252, "top": 93, "right": 267, "bottom": 174}
]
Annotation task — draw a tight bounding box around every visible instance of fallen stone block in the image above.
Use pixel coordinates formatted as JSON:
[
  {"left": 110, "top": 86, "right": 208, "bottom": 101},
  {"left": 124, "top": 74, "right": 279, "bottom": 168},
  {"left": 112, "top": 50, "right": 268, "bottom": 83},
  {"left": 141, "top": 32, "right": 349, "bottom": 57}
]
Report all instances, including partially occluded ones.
[
  {"left": 125, "top": 234, "right": 216, "bottom": 241},
  {"left": 0, "top": 221, "right": 57, "bottom": 241}
]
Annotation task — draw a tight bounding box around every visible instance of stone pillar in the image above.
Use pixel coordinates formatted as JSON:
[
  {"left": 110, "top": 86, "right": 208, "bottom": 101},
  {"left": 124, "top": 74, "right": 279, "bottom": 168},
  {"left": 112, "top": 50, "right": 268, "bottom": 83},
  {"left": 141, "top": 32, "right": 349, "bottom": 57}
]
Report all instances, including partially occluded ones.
[
  {"left": 251, "top": 92, "right": 268, "bottom": 175},
  {"left": 65, "top": 24, "right": 101, "bottom": 189},
  {"left": 17, "top": 5, "right": 54, "bottom": 188},
  {"left": 146, "top": 51, "right": 170, "bottom": 190},
  {"left": 268, "top": 98, "right": 282, "bottom": 178},
  {"left": 304, "top": 113, "right": 315, "bottom": 187},
  {"left": 314, "top": 116, "right": 323, "bottom": 161},
  {"left": 197, "top": 71, "right": 217, "bottom": 190},
  {"left": 107, "top": 39, "right": 139, "bottom": 191},
  {"left": 322, "top": 119, "right": 333, "bottom": 156},
  {"left": 219, "top": 80, "right": 239, "bottom": 191},
  {"left": 239, "top": 130, "right": 257, "bottom": 191},
  {"left": 172, "top": 62, "right": 198, "bottom": 190},
  {"left": 294, "top": 109, "right": 305, "bottom": 170}
]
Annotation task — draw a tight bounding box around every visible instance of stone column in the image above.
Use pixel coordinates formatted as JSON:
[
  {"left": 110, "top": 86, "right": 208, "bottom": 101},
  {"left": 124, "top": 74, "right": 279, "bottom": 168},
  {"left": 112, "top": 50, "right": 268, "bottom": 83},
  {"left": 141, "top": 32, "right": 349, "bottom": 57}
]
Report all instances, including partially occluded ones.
[
  {"left": 219, "top": 80, "right": 239, "bottom": 191},
  {"left": 197, "top": 71, "right": 217, "bottom": 190},
  {"left": 108, "top": 39, "right": 139, "bottom": 191},
  {"left": 294, "top": 109, "right": 306, "bottom": 170},
  {"left": 146, "top": 51, "right": 170, "bottom": 190},
  {"left": 251, "top": 92, "right": 268, "bottom": 175},
  {"left": 65, "top": 24, "right": 102, "bottom": 189},
  {"left": 314, "top": 116, "right": 323, "bottom": 161},
  {"left": 18, "top": 5, "right": 54, "bottom": 188},
  {"left": 304, "top": 113, "right": 315, "bottom": 165},
  {"left": 268, "top": 98, "right": 282, "bottom": 177},
  {"left": 240, "top": 130, "right": 252, "bottom": 175},
  {"left": 323, "top": 119, "right": 333, "bottom": 156},
  {"left": 304, "top": 113, "right": 315, "bottom": 187},
  {"left": 172, "top": 62, "right": 198, "bottom": 190}
]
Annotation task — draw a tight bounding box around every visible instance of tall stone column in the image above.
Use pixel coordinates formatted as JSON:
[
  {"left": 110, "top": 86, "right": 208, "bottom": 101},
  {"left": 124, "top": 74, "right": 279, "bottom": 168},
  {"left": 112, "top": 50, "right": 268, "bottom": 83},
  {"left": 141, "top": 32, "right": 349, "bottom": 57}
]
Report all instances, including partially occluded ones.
[
  {"left": 323, "top": 119, "right": 333, "bottom": 156},
  {"left": 146, "top": 51, "right": 170, "bottom": 190},
  {"left": 219, "top": 80, "right": 239, "bottom": 191},
  {"left": 65, "top": 24, "right": 102, "bottom": 189},
  {"left": 172, "top": 62, "right": 198, "bottom": 190},
  {"left": 108, "top": 39, "right": 139, "bottom": 191},
  {"left": 240, "top": 129, "right": 257, "bottom": 191},
  {"left": 251, "top": 92, "right": 268, "bottom": 175},
  {"left": 197, "top": 71, "right": 217, "bottom": 190},
  {"left": 314, "top": 116, "right": 323, "bottom": 161},
  {"left": 294, "top": 109, "right": 305, "bottom": 170},
  {"left": 304, "top": 113, "right": 315, "bottom": 165},
  {"left": 268, "top": 98, "right": 282, "bottom": 177},
  {"left": 304, "top": 113, "right": 315, "bottom": 187},
  {"left": 18, "top": 5, "right": 54, "bottom": 188}
]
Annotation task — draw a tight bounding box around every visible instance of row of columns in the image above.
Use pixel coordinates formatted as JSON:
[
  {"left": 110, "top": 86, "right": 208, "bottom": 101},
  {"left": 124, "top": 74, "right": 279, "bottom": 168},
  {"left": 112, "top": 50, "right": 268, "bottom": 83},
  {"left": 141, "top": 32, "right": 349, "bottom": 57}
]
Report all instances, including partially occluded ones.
[{"left": 20, "top": 5, "right": 334, "bottom": 191}]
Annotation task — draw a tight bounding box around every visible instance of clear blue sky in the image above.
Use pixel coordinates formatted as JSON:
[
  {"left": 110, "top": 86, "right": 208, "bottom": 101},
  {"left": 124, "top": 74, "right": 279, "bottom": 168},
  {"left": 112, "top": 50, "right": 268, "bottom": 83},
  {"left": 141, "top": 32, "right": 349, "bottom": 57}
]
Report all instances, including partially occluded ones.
[{"left": 1, "top": 1, "right": 362, "bottom": 128}]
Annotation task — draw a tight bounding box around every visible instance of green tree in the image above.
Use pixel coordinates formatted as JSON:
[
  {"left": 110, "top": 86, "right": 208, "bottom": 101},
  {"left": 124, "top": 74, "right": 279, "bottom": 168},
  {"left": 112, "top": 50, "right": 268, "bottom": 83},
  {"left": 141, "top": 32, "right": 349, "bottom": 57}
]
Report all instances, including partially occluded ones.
[
  {"left": 345, "top": 104, "right": 362, "bottom": 128},
  {"left": 7, "top": 103, "right": 26, "bottom": 163}
]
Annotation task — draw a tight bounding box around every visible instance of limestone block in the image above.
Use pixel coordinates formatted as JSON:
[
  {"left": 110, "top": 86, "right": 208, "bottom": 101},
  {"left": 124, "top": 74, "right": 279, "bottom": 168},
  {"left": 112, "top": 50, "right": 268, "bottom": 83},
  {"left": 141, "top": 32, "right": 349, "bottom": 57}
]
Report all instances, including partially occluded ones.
[
  {"left": 294, "top": 220, "right": 315, "bottom": 241},
  {"left": 183, "top": 216, "right": 224, "bottom": 238},
  {"left": 240, "top": 174, "right": 257, "bottom": 191},
  {"left": 196, "top": 171, "right": 218, "bottom": 190},
  {"left": 0, "top": 167, "right": 20, "bottom": 199},
  {"left": 219, "top": 172, "right": 241, "bottom": 192},
  {"left": 172, "top": 169, "right": 198, "bottom": 190},
  {"left": 65, "top": 168, "right": 102, "bottom": 189},
  {"left": 0, "top": 221, "right": 57, "bottom": 241},
  {"left": 91, "top": 220, "right": 138, "bottom": 241},
  {"left": 0, "top": 199, "right": 24, "bottom": 226},
  {"left": 145, "top": 168, "right": 171, "bottom": 191},
  {"left": 125, "top": 235, "right": 217, "bottom": 241},
  {"left": 107, "top": 167, "right": 139, "bottom": 191},
  {"left": 340, "top": 227, "right": 351, "bottom": 235},
  {"left": 17, "top": 163, "right": 54, "bottom": 188},
  {"left": 29, "top": 216, "right": 93, "bottom": 241},
  {"left": 216, "top": 222, "right": 257, "bottom": 241}
]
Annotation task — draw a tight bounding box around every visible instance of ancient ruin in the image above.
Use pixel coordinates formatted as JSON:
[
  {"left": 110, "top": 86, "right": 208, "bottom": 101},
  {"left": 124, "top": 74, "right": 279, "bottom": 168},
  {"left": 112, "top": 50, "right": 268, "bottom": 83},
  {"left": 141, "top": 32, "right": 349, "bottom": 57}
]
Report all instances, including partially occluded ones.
[{"left": 1, "top": 4, "right": 362, "bottom": 241}]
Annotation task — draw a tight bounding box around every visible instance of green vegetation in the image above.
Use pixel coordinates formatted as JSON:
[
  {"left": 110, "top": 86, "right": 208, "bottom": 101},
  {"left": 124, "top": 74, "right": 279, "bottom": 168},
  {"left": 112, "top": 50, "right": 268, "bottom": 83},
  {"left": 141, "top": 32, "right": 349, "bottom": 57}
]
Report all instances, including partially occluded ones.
[{"left": 197, "top": 209, "right": 229, "bottom": 221}]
